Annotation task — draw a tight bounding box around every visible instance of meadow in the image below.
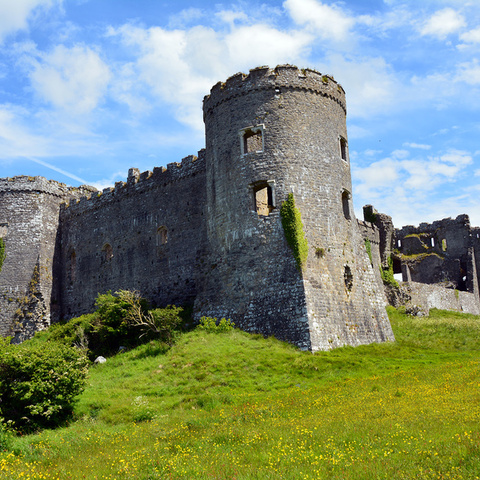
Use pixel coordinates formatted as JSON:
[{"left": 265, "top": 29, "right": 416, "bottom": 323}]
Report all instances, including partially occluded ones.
[{"left": 0, "top": 307, "right": 479, "bottom": 479}]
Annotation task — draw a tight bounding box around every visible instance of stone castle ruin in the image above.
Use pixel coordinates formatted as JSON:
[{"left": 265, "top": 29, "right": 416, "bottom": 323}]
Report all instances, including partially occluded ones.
[{"left": 0, "top": 65, "right": 478, "bottom": 349}]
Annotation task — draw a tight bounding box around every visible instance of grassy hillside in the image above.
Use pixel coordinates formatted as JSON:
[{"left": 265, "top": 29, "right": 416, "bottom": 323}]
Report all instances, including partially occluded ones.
[{"left": 1, "top": 307, "right": 480, "bottom": 479}]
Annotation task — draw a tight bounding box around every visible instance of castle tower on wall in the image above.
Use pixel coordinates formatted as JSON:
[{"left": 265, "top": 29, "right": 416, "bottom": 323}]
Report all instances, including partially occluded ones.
[
  {"left": 197, "top": 65, "right": 394, "bottom": 350},
  {"left": 0, "top": 177, "right": 94, "bottom": 342}
]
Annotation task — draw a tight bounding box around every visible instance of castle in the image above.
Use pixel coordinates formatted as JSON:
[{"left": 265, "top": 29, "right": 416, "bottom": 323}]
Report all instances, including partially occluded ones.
[{"left": 0, "top": 65, "right": 478, "bottom": 349}]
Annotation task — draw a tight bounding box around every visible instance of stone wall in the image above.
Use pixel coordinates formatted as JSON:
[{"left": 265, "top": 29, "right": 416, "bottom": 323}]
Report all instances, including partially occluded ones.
[
  {"left": 0, "top": 176, "right": 93, "bottom": 341},
  {"left": 55, "top": 153, "right": 207, "bottom": 319},
  {"left": 399, "top": 281, "right": 480, "bottom": 315},
  {"left": 0, "top": 65, "right": 397, "bottom": 351}
]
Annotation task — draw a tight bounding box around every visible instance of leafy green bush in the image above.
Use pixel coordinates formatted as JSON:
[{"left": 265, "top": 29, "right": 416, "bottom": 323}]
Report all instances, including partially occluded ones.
[
  {"left": 197, "top": 317, "right": 235, "bottom": 333},
  {"left": 280, "top": 193, "right": 308, "bottom": 271},
  {"left": 0, "top": 338, "right": 88, "bottom": 433},
  {"left": 40, "top": 291, "right": 184, "bottom": 357}
]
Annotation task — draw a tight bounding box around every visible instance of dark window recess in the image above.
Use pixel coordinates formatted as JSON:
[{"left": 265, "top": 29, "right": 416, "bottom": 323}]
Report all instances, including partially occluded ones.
[
  {"left": 157, "top": 226, "right": 168, "bottom": 245},
  {"left": 340, "top": 137, "right": 347, "bottom": 161},
  {"left": 102, "top": 243, "right": 113, "bottom": 262},
  {"left": 254, "top": 184, "right": 273, "bottom": 216},
  {"left": 344, "top": 265, "right": 353, "bottom": 291},
  {"left": 342, "top": 190, "right": 351, "bottom": 220}
]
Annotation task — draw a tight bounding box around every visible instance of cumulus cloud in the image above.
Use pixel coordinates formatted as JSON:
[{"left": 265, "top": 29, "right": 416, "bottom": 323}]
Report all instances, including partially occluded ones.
[
  {"left": 354, "top": 148, "right": 471, "bottom": 196},
  {"left": 353, "top": 148, "right": 474, "bottom": 226},
  {"left": 0, "top": 0, "right": 61, "bottom": 44},
  {"left": 284, "top": 0, "right": 355, "bottom": 42},
  {"left": 420, "top": 8, "right": 466, "bottom": 39},
  {"left": 29, "top": 45, "right": 111, "bottom": 114},
  {"left": 109, "top": 20, "right": 312, "bottom": 130}
]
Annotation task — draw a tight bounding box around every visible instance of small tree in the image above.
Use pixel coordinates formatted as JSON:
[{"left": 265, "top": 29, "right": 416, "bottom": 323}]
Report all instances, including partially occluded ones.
[
  {"left": 0, "top": 338, "right": 88, "bottom": 433},
  {"left": 116, "top": 290, "right": 183, "bottom": 345}
]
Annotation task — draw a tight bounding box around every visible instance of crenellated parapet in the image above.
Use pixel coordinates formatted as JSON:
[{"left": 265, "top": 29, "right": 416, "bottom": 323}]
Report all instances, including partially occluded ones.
[
  {"left": 62, "top": 150, "right": 206, "bottom": 217},
  {"left": 203, "top": 65, "right": 346, "bottom": 119}
]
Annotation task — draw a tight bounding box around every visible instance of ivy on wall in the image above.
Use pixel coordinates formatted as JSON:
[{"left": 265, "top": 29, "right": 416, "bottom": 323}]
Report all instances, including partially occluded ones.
[
  {"left": 380, "top": 256, "right": 398, "bottom": 287},
  {"left": 364, "top": 239, "right": 373, "bottom": 265},
  {"left": 0, "top": 238, "right": 5, "bottom": 273},
  {"left": 280, "top": 193, "right": 308, "bottom": 271}
]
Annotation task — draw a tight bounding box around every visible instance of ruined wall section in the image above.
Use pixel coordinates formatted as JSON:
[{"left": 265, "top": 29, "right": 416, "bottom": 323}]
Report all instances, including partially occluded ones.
[
  {"left": 56, "top": 154, "right": 206, "bottom": 319},
  {"left": 0, "top": 176, "right": 94, "bottom": 341},
  {"left": 399, "top": 282, "right": 480, "bottom": 316},
  {"left": 396, "top": 215, "right": 479, "bottom": 295},
  {"left": 199, "top": 65, "right": 393, "bottom": 351}
]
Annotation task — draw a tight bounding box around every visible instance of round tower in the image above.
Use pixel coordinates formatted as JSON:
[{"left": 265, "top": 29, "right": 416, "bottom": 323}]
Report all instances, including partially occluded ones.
[
  {"left": 197, "top": 65, "right": 393, "bottom": 351},
  {"left": 0, "top": 176, "right": 94, "bottom": 342}
]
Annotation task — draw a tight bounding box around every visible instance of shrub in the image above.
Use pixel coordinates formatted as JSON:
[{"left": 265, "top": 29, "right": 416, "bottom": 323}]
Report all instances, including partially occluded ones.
[
  {"left": 0, "top": 338, "right": 88, "bottom": 433},
  {"left": 46, "top": 291, "right": 184, "bottom": 355},
  {"left": 197, "top": 317, "right": 235, "bottom": 333}
]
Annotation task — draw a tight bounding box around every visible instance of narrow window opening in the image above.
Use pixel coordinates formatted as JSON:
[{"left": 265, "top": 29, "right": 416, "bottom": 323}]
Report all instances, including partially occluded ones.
[
  {"left": 442, "top": 238, "right": 447, "bottom": 251},
  {"left": 430, "top": 237, "right": 435, "bottom": 247},
  {"left": 398, "top": 239, "right": 402, "bottom": 248},
  {"left": 240, "top": 125, "right": 264, "bottom": 155},
  {"left": 157, "top": 226, "right": 168, "bottom": 245},
  {"left": 102, "top": 243, "right": 113, "bottom": 262},
  {"left": 340, "top": 137, "right": 348, "bottom": 161},
  {"left": 344, "top": 265, "right": 353, "bottom": 291},
  {"left": 342, "top": 190, "right": 351, "bottom": 220}
]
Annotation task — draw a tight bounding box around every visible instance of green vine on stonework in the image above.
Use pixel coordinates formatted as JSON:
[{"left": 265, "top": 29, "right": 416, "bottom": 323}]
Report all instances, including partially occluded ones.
[
  {"left": 364, "top": 238, "right": 372, "bottom": 265},
  {"left": 0, "top": 238, "right": 5, "bottom": 273},
  {"left": 280, "top": 193, "right": 308, "bottom": 271},
  {"left": 380, "top": 255, "right": 398, "bottom": 287}
]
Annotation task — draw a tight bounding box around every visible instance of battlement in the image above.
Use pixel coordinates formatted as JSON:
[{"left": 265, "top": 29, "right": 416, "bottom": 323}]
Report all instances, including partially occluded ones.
[
  {"left": 0, "top": 175, "right": 96, "bottom": 198},
  {"left": 396, "top": 214, "right": 470, "bottom": 237},
  {"left": 203, "top": 65, "right": 346, "bottom": 118},
  {"left": 62, "top": 149, "right": 206, "bottom": 216}
]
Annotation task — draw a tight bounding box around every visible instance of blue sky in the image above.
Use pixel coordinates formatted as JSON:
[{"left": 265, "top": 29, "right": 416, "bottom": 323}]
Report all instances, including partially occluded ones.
[{"left": 1, "top": 0, "right": 479, "bottom": 227}]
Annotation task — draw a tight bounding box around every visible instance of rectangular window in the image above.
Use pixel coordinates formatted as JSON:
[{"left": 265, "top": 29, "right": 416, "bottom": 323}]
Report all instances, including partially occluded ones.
[
  {"left": 252, "top": 180, "right": 275, "bottom": 216},
  {"left": 240, "top": 125, "right": 264, "bottom": 155}
]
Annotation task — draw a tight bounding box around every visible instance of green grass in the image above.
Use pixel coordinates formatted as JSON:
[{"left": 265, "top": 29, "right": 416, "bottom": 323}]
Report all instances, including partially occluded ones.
[{"left": 1, "top": 308, "right": 480, "bottom": 479}]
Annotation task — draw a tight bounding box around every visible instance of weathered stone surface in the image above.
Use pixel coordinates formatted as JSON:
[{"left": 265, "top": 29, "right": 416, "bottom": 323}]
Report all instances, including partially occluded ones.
[{"left": 0, "top": 66, "right": 397, "bottom": 350}]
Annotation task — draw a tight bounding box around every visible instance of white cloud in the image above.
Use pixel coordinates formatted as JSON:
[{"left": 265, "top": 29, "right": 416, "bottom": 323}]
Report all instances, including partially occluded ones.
[
  {"left": 283, "top": 0, "right": 355, "bottom": 42},
  {"left": 224, "top": 25, "right": 312, "bottom": 68},
  {"left": 354, "top": 149, "right": 472, "bottom": 202},
  {"left": 455, "top": 59, "right": 480, "bottom": 85},
  {"left": 460, "top": 27, "right": 480, "bottom": 44},
  {"left": 323, "top": 54, "right": 400, "bottom": 118},
  {"left": 0, "top": 0, "right": 61, "bottom": 44},
  {"left": 29, "top": 45, "right": 111, "bottom": 114},
  {"left": 109, "top": 21, "right": 312, "bottom": 130},
  {"left": 420, "top": 8, "right": 466, "bottom": 39},
  {"left": 404, "top": 142, "right": 431, "bottom": 150}
]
